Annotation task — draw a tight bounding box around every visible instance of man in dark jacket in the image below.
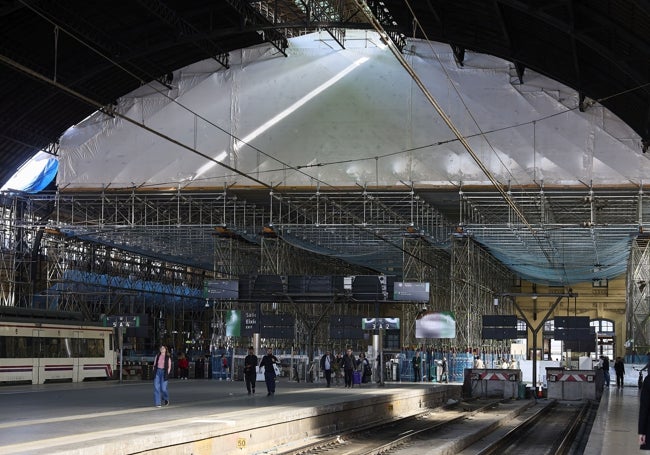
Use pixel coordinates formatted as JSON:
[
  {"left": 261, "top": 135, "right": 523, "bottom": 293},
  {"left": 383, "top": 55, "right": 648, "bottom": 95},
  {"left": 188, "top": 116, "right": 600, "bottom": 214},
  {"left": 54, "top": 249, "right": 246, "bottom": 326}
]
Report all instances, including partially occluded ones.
[
  {"left": 342, "top": 348, "right": 357, "bottom": 388},
  {"left": 243, "top": 346, "right": 258, "bottom": 395},
  {"left": 639, "top": 373, "right": 650, "bottom": 449},
  {"left": 614, "top": 356, "right": 625, "bottom": 389},
  {"left": 259, "top": 347, "right": 280, "bottom": 396}
]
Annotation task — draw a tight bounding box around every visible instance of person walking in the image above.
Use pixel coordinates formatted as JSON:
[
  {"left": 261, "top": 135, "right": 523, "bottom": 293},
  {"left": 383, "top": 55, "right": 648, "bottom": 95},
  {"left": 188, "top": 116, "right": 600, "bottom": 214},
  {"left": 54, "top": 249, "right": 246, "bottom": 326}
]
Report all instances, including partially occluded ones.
[
  {"left": 342, "top": 348, "right": 356, "bottom": 388},
  {"left": 153, "top": 345, "right": 172, "bottom": 408},
  {"left": 614, "top": 356, "right": 625, "bottom": 389},
  {"left": 412, "top": 351, "right": 422, "bottom": 382},
  {"left": 320, "top": 350, "right": 333, "bottom": 387},
  {"left": 441, "top": 356, "right": 448, "bottom": 383},
  {"left": 243, "top": 346, "right": 258, "bottom": 395},
  {"left": 259, "top": 347, "right": 280, "bottom": 396}
]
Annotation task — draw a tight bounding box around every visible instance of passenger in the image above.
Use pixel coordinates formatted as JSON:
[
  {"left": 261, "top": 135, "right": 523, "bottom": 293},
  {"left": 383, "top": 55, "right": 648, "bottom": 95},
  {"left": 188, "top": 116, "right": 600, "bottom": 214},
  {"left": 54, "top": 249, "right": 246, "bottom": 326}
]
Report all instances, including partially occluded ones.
[
  {"left": 177, "top": 352, "right": 189, "bottom": 380},
  {"left": 342, "top": 348, "right": 356, "bottom": 388},
  {"left": 259, "top": 347, "right": 280, "bottom": 396},
  {"left": 412, "top": 351, "right": 422, "bottom": 382},
  {"left": 375, "top": 353, "right": 383, "bottom": 383},
  {"left": 153, "top": 345, "right": 172, "bottom": 408},
  {"left": 358, "top": 352, "right": 371, "bottom": 384},
  {"left": 334, "top": 352, "right": 342, "bottom": 385},
  {"left": 639, "top": 373, "right": 650, "bottom": 449},
  {"left": 243, "top": 346, "right": 258, "bottom": 395},
  {"left": 474, "top": 356, "right": 485, "bottom": 369},
  {"left": 220, "top": 354, "right": 229, "bottom": 380},
  {"left": 320, "top": 350, "right": 333, "bottom": 387},
  {"left": 614, "top": 356, "right": 625, "bottom": 389},
  {"left": 601, "top": 355, "right": 611, "bottom": 387},
  {"left": 509, "top": 358, "right": 518, "bottom": 369},
  {"left": 441, "top": 356, "right": 448, "bottom": 383},
  {"left": 501, "top": 358, "right": 509, "bottom": 369}
]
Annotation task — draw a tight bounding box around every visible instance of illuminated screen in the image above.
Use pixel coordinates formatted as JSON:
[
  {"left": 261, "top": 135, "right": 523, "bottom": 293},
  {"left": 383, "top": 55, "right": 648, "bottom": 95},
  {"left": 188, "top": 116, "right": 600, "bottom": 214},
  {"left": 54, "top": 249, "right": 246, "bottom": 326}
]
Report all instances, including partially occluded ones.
[
  {"left": 361, "top": 317, "right": 400, "bottom": 330},
  {"left": 225, "top": 310, "right": 241, "bottom": 337},
  {"left": 415, "top": 312, "right": 456, "bottom": 339}
]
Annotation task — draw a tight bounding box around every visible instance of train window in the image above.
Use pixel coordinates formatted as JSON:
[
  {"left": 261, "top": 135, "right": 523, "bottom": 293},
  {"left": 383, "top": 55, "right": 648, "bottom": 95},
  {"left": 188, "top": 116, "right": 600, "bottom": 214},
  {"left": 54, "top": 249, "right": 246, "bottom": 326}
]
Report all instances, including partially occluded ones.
[
  {"left": 41, "top": 338, "right": 72, "bottom": 358},
  {"left": 77, "top": 338, "right": 105, "bottom": 358},
  {"left": 0, "top": 336, "right": 33, "bottom": 358}
]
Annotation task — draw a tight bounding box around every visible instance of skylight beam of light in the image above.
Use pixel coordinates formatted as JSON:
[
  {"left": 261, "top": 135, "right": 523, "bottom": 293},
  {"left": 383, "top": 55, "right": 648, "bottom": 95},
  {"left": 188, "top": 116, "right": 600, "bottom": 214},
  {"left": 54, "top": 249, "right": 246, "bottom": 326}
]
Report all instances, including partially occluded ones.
[{"left": 195, "top": 56, "right": 370, "bottom": 179}]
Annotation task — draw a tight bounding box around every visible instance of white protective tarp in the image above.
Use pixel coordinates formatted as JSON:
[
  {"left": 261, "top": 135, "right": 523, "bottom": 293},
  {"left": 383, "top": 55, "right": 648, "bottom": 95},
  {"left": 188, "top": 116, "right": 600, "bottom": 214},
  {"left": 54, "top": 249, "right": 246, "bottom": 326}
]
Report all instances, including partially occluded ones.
[{"left": 58, "top": 30, "right": 646, "bottom": 190}]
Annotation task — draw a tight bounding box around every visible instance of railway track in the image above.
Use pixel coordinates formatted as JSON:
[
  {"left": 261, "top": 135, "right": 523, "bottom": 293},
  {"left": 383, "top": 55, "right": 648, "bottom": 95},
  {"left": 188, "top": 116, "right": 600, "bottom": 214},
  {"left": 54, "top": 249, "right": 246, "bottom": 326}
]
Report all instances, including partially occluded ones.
[{"left": 276, "top": 398, "right": 596, "bottom": 455}]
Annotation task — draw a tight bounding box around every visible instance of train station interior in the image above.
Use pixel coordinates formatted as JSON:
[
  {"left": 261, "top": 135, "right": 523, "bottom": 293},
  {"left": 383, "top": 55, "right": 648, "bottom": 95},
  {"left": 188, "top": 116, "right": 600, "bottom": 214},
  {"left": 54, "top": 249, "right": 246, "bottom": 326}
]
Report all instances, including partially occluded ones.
[{"left": 1, "top": 2, "right": 650, "bottom": 453}]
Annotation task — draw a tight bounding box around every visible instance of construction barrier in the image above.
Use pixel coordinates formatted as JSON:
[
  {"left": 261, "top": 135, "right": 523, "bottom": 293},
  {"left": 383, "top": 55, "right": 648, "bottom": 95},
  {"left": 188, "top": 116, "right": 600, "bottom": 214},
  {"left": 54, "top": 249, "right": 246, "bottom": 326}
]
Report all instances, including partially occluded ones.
[
  {"left": 466, "top": 368, "right": 521, "bottom": 399},
  {"left": 546, "top": 367, "right": 601, "bottom": 400}
]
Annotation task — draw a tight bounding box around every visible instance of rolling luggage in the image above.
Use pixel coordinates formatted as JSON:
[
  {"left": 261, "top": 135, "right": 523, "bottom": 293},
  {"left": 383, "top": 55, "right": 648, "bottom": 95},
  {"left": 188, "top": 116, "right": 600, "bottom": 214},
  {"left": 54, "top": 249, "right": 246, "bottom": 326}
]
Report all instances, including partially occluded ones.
[{"left": 353, "top": 370, "right": 362, "bottom": 385}]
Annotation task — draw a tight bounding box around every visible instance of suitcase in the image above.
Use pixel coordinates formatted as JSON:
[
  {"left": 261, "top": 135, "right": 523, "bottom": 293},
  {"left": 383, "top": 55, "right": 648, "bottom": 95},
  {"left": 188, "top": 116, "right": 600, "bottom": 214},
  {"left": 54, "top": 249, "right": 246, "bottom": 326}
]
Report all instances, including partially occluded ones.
[{"left": 353, "top": 370, "right": 362, "bottom": 385}]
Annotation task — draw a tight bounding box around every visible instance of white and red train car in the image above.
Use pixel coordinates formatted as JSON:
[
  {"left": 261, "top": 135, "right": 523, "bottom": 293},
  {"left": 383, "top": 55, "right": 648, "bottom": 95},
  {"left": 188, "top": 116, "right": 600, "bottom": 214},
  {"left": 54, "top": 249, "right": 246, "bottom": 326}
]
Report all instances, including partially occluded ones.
[{"left": 0, "top": 309, "right": 115, "bottom": 384}]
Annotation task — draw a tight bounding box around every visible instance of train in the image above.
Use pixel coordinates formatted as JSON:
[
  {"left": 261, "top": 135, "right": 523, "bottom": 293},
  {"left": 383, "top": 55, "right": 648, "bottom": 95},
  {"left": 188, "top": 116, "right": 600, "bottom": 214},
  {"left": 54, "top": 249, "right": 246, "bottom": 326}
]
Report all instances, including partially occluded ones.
[{"left": 0, "top": 307, "right": 116, "bottom": 384}]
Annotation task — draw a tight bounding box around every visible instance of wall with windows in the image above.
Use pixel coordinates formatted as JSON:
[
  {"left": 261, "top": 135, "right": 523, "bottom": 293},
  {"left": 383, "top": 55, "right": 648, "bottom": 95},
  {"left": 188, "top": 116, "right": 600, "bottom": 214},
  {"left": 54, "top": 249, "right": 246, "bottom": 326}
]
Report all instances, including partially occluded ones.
[{"left": 514, "top": 276, "right": 626, "bottom": 361}]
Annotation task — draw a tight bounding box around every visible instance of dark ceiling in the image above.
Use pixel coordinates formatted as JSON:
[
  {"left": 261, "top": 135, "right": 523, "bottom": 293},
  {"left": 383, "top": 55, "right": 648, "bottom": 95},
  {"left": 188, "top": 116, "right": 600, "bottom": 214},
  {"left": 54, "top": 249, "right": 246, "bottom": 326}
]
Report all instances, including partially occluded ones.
[{"left": 1, "top": 0, "right": 649, "bottom": 189}]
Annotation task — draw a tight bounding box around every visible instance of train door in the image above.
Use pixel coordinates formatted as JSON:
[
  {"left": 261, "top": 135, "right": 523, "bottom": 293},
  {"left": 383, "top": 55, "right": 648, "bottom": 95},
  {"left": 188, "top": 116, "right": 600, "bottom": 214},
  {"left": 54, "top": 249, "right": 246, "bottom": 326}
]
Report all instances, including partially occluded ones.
[
  {"left": 72, "top": 331, "right": 81, "bottom": 382},
  {"left": 32, "top": 329, "right": 43, "bottom": 384}
]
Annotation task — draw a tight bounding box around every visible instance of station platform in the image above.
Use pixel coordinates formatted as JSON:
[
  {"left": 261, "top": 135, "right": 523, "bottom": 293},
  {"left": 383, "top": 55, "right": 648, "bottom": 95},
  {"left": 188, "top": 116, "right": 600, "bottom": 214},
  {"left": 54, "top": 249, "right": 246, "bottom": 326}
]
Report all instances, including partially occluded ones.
[
  {"left": 584, "top": 384, "right": 642, "bottom": 454},
  {"left": 0, "top": 378, "right": 460, "bottom": 455},
  {"left": 0, "top": 376, "right": 642, "bottom": 455}
]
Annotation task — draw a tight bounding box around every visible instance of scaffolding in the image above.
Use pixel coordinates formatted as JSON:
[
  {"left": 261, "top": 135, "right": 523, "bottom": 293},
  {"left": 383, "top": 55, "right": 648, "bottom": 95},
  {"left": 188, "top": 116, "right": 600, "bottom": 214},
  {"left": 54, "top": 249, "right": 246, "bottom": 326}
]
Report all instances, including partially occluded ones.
[
  {"left": 627, "top": 236, "right": 650, "bottom": 354},
  {"left": 401, "top": 236, "right": 451, "bottom": 347},
  {"left": 0, "top": 195, "right": 37, "bottom": 307},
  {"left": 0, "top": 186, "right": 529, "bottom": 357},
  {"left": 451, "top": 236, "right": 515, "bottom": 351}
]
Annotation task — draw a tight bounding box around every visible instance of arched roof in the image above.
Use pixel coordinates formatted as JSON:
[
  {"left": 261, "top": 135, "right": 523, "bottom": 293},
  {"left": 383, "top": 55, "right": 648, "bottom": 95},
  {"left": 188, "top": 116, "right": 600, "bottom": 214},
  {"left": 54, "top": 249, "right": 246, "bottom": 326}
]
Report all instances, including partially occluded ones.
[{"left": 1, "top": 1, "right": 649, "bottom": 188}]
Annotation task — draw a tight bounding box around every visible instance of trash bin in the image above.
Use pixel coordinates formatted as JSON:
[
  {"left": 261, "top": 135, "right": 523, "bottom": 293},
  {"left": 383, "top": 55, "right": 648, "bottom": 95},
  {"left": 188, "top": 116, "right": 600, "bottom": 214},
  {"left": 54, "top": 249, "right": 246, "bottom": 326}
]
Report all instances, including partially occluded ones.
[{"left": 518, "top": 382, "right": 526, "bottom": 399}]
